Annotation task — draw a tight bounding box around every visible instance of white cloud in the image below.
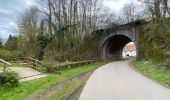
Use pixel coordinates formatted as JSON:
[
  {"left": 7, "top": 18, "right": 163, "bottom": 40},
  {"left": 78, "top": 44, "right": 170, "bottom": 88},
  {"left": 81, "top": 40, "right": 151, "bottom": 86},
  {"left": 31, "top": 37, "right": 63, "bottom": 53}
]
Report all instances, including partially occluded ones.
[
  {"left": 0, "top": 0, "right": 35, "bottom": 40},
  {"left": 8, "top": 22, "right": 17, "bottom": 28},
  {"left": 24, "top": 0, "right": 35, "bottom": 6},
  {"left": 103, "top": 0, "right": 143, "bottom": 15},
  {"left": 0, "top": 21, "right": 18, "bottom": 41},
  {"left": 104, "top": 0, "right": 129, "bottom": 14}
]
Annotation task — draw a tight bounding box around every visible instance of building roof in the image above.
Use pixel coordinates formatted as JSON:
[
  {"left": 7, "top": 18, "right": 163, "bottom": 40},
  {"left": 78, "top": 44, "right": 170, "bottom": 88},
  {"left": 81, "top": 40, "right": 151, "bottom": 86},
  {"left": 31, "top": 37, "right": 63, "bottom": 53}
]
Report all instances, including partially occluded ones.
[{"left": 123, "top": 43, "right": 136, "bottom": 51}]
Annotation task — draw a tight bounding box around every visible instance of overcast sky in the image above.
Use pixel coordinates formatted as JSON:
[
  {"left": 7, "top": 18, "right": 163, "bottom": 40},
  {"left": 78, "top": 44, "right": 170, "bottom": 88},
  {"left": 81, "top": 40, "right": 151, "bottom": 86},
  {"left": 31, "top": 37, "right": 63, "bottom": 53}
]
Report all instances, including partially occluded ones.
[
  {"left": 104, "top": 0, "right": 130, "bottom": 13},
  {"left": 0, "top": 0, "right": 35, "bottom": 41},
  {"left": 0, "top": 0, "right": 140, "bottom": 41}
]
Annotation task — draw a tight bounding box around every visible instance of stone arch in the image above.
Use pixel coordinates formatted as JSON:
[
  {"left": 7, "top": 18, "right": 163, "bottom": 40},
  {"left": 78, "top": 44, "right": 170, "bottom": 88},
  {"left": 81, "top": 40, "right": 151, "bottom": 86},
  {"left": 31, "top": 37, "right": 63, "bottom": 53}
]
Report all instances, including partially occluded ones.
[{"left": 101, "top": 34, "right": 133, "bottom": 60}]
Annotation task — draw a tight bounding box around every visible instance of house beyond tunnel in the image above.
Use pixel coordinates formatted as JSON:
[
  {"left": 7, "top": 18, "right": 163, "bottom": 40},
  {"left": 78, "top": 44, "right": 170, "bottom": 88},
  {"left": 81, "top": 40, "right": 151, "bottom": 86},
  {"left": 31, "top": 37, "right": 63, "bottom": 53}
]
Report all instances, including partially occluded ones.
[
  {"left": 122, "top": 42, "right": 136, "bottom": 58},
  {"left": 101, "top": 35, "right": 133, "bottom": 61}
]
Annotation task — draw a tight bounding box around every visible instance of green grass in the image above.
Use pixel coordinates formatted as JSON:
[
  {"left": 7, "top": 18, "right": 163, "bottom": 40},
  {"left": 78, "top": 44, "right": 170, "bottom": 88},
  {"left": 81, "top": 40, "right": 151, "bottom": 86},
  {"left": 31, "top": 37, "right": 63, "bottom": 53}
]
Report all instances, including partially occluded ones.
[
  {"left": 0, "top": 62, "right": 106, "bottom": 100},
  {"left": 132, "top": 60, "right": 170, "bottom": 88},
  {"left": 0, "top": 75, "right": 65, "bottom": 100},
  {"left": 61, "top": 62, "right": 106, "bottom": 77},
  {"left": 43, "top": 80, "right": 81, "bottom": 100}
]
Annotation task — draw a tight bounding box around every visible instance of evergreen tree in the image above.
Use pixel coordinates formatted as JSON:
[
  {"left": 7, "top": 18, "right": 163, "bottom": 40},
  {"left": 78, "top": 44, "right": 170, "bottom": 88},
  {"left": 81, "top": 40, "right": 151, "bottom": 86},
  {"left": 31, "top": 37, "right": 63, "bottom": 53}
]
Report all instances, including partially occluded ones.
[{"left": 5, "top": 35, "right": 17, "bottom": 50}]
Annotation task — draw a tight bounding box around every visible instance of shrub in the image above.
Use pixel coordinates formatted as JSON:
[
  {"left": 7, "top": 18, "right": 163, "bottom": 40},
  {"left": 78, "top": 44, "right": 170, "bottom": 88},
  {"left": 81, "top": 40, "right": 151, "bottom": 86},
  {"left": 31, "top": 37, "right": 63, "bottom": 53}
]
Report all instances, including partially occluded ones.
[
  {"left": 39, "top": 61, "right": 54, "bottom": 73},
  {"left": 0, "top": 71, "right": 19, "bottom": 88},
  {"left": 0, "top": 49, "right": 19, "bottom": 61}
]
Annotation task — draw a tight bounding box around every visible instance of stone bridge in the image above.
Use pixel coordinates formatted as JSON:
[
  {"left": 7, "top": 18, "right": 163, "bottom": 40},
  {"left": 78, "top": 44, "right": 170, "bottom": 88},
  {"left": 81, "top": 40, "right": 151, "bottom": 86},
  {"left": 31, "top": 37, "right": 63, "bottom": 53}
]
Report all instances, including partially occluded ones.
[{"left": 97, "top": 21, "right": 141, "bottom": 60}]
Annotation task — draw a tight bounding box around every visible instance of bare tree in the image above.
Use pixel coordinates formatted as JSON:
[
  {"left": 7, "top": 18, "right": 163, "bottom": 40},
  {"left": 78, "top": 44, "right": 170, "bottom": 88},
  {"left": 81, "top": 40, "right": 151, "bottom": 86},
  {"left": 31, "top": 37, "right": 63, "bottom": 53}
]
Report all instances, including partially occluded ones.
[
  {"left": 18, "top": 0, "right": 116, "bottom": 59},
  {"left": 121, "top": 1, "right": 136, "bottom": 23},
  {"left": 138, "top": 0, "right": 170, "bottom": 19},
  {"left": 18, "top": 7, "right": 40, "bottom": 56}
]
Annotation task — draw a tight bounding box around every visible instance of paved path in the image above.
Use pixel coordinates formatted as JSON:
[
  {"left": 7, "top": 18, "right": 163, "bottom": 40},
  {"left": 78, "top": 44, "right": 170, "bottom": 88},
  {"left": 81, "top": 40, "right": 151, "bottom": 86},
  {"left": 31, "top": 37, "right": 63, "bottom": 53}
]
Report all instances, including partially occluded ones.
[
  {"left": 79, "top": 61, "right": 170, "bottom": 100},
  {"left": 1, "top": 67, "right": 47, "bottom": 81}
]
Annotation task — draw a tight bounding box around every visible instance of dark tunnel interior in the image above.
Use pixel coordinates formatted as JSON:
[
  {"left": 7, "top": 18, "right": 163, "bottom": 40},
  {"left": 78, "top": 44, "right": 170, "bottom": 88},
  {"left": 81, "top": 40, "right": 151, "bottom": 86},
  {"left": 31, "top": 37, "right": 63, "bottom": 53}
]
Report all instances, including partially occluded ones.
[{"left": 102, "top": 35, "right": 132, "bottom": 60}]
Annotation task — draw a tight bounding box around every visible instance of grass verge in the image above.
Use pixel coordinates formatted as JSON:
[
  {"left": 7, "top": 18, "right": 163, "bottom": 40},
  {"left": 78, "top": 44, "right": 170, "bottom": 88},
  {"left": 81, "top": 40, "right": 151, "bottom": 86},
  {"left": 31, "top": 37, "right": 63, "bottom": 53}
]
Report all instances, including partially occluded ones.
[
  {"left": 0, "top": 62, "right": 106, "bottom": 100},
  {"left": 132, "top": 60, "right": 170, "bottom": 88},
  {"left": 43, "top": 80, "right": 81, "bottom": 100}
]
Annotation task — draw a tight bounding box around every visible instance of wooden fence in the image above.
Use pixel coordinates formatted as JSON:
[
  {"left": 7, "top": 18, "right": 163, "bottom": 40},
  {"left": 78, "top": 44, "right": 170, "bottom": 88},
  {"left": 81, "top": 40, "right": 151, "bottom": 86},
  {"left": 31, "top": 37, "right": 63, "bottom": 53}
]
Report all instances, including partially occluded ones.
[
  {"left": 0, "top": 58, "right": 11, "bottom": 72},
  {"left": 47, "top": 60, "right": 96, "bottom": 72},
  {"left": 19, "top": 57, "right": 42, "bottom": 70}
]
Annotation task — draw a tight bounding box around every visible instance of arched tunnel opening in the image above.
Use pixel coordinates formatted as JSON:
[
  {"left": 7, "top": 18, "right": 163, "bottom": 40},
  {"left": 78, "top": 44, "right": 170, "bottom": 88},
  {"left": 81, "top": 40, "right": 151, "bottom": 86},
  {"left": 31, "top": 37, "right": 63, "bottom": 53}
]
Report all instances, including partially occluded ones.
[{"left": 102, "top": 35, "right": 136, "bottom": 61}]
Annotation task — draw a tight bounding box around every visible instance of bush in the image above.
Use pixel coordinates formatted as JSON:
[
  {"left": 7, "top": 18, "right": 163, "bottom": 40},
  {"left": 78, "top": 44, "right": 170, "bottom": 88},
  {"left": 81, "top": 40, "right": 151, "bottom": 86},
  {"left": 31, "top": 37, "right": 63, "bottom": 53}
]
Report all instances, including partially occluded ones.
[
  {"left": 0, "top": 49, "right": 19, "bottom": 61},
  {"left": 0, "top": 71, "right": 19, "bottom": 88}
]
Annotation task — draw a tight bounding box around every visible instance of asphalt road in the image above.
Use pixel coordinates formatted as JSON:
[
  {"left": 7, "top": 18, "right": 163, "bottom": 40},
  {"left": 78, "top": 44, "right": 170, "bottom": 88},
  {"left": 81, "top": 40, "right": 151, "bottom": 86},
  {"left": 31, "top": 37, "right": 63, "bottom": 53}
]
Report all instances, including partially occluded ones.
[{"left": 79, "top": 61, "right": 170, "bottom": 100}]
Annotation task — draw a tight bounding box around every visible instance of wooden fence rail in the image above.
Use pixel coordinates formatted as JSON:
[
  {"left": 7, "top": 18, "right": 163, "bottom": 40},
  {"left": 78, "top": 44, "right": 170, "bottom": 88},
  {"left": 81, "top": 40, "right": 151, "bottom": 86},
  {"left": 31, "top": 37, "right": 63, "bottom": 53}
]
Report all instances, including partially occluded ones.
[
  {"left": 0, "top": 58, "right": 11, "bottom": 72},
  {"left": 26, "top": 57, "right": 42, "bottom": 70},
  {"left": 46, "top": 60, "right": 96, "bottom": 72},
  {"left": 19, "top": 57, "right": 41, "bottom": 70}
]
